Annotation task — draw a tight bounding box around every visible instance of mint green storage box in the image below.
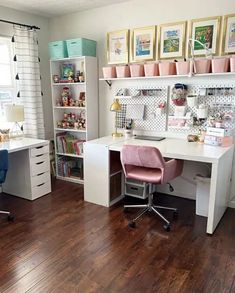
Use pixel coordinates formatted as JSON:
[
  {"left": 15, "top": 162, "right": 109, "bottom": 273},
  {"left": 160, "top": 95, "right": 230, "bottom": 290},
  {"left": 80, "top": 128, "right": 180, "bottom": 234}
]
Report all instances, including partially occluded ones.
[
  {"left": 66, "top": 38, "right": 97, "bottom": 57},
  {"left": 49, "top": 41, "right": 68, "bottom": 60}
]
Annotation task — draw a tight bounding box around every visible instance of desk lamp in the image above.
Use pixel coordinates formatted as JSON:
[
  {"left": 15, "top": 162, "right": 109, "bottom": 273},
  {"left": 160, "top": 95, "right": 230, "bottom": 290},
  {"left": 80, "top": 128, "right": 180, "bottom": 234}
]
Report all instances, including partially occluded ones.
[
  {"left": 5, "top": 104, "right": 24, "bottom": 138},
  {"left": 110, "top": 98, "right": 123, "bottom": 137},
  {"left": 187, "top": 38, "right": 212, "bottom": 77}
]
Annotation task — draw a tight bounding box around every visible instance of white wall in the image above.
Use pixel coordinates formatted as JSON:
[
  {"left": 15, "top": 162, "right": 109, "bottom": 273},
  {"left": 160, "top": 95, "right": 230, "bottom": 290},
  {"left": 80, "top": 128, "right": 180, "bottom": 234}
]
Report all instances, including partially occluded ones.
[{"left": 0, "top": 6, "right": 53, "bottom": 139}]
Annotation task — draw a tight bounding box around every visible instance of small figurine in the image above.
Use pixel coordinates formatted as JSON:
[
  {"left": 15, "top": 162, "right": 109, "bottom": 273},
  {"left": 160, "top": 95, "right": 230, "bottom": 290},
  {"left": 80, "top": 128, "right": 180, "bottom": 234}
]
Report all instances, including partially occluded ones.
[{"left": 53, "top": 75, "right": 59, "bottom": 83}]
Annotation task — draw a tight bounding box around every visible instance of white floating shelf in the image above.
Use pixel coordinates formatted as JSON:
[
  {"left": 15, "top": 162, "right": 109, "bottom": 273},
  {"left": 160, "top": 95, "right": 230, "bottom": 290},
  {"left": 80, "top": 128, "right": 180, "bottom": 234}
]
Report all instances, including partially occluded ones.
[
  {"left": 50, "top": 56, "right": 85, "bottom": 62},
  {"left": 55, "top": 128, "right": 86, "bottom": 133},
  {"left": 56, "top": 152, "right": 83, "bottom": 158},
  {"left": 168, "top": 126, "right": 190, "bottom": 130}
]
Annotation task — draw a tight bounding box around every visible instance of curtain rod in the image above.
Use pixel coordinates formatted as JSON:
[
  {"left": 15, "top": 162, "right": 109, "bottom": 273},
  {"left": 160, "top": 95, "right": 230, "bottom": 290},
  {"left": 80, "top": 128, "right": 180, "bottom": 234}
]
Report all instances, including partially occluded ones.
[{"left": 0, "top": 19, "right": 40, "bottom": 30}]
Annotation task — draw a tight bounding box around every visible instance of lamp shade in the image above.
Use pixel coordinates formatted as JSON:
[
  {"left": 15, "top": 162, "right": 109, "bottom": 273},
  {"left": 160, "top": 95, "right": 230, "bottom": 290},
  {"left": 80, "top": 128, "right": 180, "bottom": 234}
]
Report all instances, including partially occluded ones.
[
  {"left": 110, "top": 98, "right": 121, "bottom": 112},
  {"left": 5, "top": 104, "right": 24, "bottom": 122}
]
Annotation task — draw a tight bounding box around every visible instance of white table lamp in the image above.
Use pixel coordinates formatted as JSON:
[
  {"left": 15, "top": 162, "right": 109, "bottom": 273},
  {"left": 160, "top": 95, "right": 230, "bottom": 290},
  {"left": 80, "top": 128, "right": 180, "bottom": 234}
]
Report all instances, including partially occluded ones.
[
  {"left": 187, "top": 38, "right": 212, "bottom": 77},
  {"left": 5, "top": 104, "right": 24, "bottom": 138}
]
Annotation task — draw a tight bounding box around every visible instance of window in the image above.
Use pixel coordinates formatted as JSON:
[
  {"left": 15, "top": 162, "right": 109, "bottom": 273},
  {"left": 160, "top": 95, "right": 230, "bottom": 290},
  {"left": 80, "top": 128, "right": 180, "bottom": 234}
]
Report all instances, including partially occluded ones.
[{"left": 0, "top": 36, "right": 16, "bottom": 126}]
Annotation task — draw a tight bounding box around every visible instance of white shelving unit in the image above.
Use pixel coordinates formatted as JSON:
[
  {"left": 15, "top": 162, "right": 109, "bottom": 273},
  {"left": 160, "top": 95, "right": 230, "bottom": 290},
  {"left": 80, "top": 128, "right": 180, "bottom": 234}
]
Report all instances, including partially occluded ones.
[{"left": 50, "top": 56, "right": 98, "bottom": 184}]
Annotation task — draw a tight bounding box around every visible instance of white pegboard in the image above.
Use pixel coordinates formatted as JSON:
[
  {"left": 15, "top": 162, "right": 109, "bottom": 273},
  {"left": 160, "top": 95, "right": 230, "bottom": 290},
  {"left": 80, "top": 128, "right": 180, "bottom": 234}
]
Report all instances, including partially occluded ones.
[
  {"left": 114, "top": 81, "right": 235, "bottom": 135},
  {"left": 116, "top": 85, "right": 168, "bottom": 131}
]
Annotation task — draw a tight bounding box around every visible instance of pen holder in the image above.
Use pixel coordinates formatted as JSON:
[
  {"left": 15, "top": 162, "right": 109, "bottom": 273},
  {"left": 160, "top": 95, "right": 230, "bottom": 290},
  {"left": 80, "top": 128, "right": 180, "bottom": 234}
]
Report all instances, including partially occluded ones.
[{"left": 124, "top": 129, "right": 133, "bottom": 138}]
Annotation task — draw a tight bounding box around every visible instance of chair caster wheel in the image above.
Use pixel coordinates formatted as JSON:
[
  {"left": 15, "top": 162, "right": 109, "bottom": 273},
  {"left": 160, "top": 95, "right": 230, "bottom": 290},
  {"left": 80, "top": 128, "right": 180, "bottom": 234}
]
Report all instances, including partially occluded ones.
[
  {"left": 164, "top": 224, "right": 171, "bottom": 232},
  {"left": 129, "top": 221, "right": 136, "bottom": 228},
  {"left": 7, "top": 215, "right": 14, "bottom": 222}
]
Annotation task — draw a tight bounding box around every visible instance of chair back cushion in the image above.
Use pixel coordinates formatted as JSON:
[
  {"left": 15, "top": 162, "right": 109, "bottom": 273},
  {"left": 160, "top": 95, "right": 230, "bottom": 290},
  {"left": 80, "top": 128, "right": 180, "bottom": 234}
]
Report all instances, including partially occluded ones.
[
  {"left": 121, "top": 145, "right": 165, "bottom": 169},
  {"left": 0, "top": 150, "right": 8, "bottom": 184}
]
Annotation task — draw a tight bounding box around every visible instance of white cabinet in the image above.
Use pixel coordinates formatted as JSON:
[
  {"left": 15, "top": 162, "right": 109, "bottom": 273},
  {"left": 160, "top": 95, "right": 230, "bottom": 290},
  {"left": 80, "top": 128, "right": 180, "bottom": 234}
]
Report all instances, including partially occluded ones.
[
  {"left": 50, "top": 56, "right": 98, "bottom": 184},
  {"left": 3, "top": 141, "right": 51, "bottom": 201}
]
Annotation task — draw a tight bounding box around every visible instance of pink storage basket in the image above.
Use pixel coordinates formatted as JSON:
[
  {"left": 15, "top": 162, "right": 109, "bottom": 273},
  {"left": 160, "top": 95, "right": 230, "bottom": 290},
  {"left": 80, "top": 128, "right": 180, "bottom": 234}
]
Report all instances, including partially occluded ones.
[
  {"left": 116, "top": 65, "right": 130, "bottom": 78},
  {"left": 176, "top": 61, "right": 190, "bottom": 75},
  {"left": 144, "top": 63, "right": 159, "bottom": 76},
  {"left": 159, "top": 62, "right": 176, "bottom": 76},
  {"left": 102, "top": 66, "right": 116, "bottom": 78},
  {"left": 194, "top": 59, "right": 211, "bottom": 74},
  {"left": 212, "top": 57, "right": 229, "bottom": 73},
  {"left": 130, "top": 64, "right": 144, "bottom": 77},
  {"left": 230, "top": 57, "right": 235, "bottom": 72}
]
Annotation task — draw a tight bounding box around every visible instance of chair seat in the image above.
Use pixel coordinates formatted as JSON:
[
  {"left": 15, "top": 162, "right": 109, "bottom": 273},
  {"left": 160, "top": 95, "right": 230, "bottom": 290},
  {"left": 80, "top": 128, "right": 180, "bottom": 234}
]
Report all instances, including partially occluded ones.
[{"left": 126, "top": 166, "right": 162, "bottom": 184}]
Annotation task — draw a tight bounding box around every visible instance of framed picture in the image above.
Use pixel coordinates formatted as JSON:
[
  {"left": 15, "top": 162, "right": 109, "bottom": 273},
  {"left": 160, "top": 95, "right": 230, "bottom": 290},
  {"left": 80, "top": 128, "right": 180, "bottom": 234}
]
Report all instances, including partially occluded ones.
[
  {"left": 188, "top": 16, "right": 221, "bottom": 57},
  {"left": 221, "top": 14, "right": 235, "bottom": 55},
  {"left": 158, "top": 21, "right": 187, "bottom": 59},
  {"left": 131, "top": 26, "right": 156, "bottom": 62},
  {"left": 107, "top": 29, "right": 129, "bottom": 64}
]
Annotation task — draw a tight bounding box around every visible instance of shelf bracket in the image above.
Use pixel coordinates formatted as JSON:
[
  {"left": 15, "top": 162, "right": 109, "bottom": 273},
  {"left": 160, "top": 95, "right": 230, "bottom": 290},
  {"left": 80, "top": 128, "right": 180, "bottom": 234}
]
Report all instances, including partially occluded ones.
[{"left": 105, "top": 80, "right": 112, "bottom": 88}]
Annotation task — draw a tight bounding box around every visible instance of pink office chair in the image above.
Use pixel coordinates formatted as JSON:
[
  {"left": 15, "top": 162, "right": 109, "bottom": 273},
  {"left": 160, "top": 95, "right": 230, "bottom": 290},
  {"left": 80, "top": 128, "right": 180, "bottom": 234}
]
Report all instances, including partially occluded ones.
[{"left": 121, "top": 145, "right": 184, "bottom": 231}]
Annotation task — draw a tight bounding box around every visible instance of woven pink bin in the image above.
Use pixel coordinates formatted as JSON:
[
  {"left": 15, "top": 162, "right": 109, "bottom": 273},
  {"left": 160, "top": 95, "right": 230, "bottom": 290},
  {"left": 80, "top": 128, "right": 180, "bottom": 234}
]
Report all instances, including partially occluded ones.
[
  {"left": 130, "top": 64, "right": 144, "bottom": 77},
  {"left": 230, "top": 57, "right": 235, "bottom": 72},
  {"left": 212, "top": 58, "right": 229, "bottom": 73},
  {"left": 102, "top": 66, "right": 116, "bottom": 78},
  {"left": 176, "top": 61, "right": 190, "bottom": 75},
  {"left": 194, "top": 59, "right": 211, "bottom": 74},
  {"left": 159, "top": 62, "right": 176, "bottom": 76},
  {"left": 144, "top": 63, "right": 159, "bottom": 76},
  {"left": 116, "top": 65, "right": 130, "bottom": 78}
]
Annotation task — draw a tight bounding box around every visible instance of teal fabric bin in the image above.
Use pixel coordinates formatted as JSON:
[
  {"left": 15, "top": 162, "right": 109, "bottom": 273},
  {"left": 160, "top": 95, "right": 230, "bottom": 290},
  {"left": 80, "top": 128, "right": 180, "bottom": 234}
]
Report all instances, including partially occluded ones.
[
  {"left": 66, "top": 38, "right": 97, "bottom": 57},
  {"left": 49, "top": 41, "right": 68, "bottom": 60}
]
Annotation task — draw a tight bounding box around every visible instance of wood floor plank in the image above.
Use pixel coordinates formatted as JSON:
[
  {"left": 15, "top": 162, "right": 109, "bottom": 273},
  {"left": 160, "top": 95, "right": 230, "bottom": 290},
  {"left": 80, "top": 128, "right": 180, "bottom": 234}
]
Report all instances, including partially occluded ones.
[{"left": 0, "top": 179, "right": 234, "bottom": 292}]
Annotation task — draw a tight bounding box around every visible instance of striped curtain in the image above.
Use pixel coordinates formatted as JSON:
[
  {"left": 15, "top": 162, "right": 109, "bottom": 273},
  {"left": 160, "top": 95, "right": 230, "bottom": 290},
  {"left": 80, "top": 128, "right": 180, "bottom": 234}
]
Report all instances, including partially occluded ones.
[{"left": 12, "top": 25, "right": 45, "bottom": 139}]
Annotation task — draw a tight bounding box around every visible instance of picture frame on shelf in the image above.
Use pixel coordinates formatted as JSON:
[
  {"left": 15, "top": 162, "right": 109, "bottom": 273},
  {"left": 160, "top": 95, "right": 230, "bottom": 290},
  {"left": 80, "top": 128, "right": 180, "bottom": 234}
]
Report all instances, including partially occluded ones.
[
  {"left": 107, "top": 29, "right": 129, "bottom": 64},
  {"left": 221, "top": 13, "right": 235, "bottom": 55},
  {"left": 158, "top": 21, "right": 187, "bottom": 60},
  {"left": 188, "top": 16, "right": 221, "bottom": 57},
  {"left": 131, "top": 26, "right": 156, "bottom": 62}
]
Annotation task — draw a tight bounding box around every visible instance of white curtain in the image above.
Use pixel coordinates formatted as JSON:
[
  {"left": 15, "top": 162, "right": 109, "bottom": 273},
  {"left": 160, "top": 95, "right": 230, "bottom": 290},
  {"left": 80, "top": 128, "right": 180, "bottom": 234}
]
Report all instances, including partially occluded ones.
[{"left": 12, "top": 25, "right": 45, "bottom": 139}]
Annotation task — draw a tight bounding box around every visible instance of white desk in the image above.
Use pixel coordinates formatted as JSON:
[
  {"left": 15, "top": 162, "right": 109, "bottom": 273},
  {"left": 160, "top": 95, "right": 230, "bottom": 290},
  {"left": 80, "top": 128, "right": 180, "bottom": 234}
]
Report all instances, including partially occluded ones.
[
  {"left": 84, "top": 136, "right": 234, "bottom": 234},
  {"left": 0, "top": 138, "right": 51, "bottom": 200}
]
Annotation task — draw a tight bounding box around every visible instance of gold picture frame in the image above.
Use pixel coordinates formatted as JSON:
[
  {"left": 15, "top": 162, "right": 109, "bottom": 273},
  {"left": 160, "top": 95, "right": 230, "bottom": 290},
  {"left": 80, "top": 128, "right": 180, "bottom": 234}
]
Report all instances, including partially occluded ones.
[
  {"left": 221, "top": 13, "right": 235, "bottom": 55},
  {"left": 188, "top": 16, "right": 221, "bottom": 57},
  {"left": 158, "top": 21, "right": 187, "bottom": 60},
  {"left": 107, "top": 29, "right": 129, "bottom": 64},
  {"left": 131, "top": 26, "right": 156, "bottom": 62}
]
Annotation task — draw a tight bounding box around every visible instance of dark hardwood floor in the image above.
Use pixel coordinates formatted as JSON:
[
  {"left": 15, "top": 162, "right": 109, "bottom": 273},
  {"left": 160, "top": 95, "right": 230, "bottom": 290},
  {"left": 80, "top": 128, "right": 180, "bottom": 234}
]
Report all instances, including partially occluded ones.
[{"left": 0, "top": 179, "right": 234, "bottom": 293}]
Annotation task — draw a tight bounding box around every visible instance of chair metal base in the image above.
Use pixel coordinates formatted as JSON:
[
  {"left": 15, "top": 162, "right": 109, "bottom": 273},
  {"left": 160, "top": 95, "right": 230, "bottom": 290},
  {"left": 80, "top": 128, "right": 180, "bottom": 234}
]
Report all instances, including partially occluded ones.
[
  {"left": 0, "top": 211, "right": 14, "bottom": 221},
  {"left": 124, "top": 190, "right": 177, "bottom": 231}
]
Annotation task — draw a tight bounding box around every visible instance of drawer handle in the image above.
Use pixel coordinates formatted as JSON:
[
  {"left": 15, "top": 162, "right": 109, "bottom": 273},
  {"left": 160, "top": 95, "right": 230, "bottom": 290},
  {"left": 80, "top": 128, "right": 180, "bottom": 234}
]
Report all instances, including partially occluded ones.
[
  {"left": 37, "top": 183, "right": 45, "bottom": 187},
  {"left": 36, "top": 154, "right": 44, "bottom": 158},
  {"left": 36, "top": 146, "right": 43, "bottom": 149},
  {"left": 130, "top": 187, "right": 138, "bottom": 191},
  {"left": 36, "top": 161, "right": 44, "bottom": 165},
  {"left": 37, "top": 172, "right": 45, "bottom": 176}
]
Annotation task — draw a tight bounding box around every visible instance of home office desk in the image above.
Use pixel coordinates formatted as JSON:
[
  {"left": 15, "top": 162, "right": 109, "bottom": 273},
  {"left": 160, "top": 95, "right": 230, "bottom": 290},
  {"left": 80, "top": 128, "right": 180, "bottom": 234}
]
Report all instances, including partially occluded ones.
[
  {"left": 0, "top": 138, "right": 51, "bottom": 200},
  {"left": 84, "top": 136, "right": 234, "bottom": 234}
]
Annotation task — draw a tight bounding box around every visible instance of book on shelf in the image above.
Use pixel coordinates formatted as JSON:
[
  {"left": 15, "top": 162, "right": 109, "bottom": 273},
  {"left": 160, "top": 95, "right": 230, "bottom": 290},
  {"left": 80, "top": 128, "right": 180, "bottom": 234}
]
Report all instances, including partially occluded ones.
[
  {"left": 56, "top": 132, "right": 85, "bottom": 155},
  {"left": 57, "top": 157, "right": 83, "bottom": 179}
]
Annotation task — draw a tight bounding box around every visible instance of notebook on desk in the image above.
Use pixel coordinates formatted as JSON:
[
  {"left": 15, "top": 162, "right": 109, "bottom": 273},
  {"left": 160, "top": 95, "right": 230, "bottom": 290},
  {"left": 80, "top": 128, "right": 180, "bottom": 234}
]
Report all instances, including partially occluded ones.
[{"left": 134, "top": 135, "right": 165, "bottom": 141}]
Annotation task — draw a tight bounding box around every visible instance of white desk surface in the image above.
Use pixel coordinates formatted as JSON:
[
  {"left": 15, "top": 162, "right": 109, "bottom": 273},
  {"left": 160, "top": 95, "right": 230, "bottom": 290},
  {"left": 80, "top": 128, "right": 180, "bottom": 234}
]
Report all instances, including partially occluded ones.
[
  {"left": 0, "top": 137, "right": 49, "bottom": 153},
  {"left": 88, "top": 136, "right": 233, "bottom": 163}
]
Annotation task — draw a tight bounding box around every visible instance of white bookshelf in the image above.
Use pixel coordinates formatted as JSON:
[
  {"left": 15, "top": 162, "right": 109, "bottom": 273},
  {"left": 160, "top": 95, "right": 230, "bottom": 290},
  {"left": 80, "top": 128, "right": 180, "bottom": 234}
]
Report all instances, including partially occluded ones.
[{"left": 50, "top": 56, "right": 98, "bottom": 184}]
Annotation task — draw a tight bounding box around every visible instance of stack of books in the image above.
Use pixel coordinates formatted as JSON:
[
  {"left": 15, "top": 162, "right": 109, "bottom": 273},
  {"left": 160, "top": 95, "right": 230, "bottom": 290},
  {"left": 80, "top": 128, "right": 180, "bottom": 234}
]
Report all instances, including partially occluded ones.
[
  {"left": 56, "top": 132, "right": 85, "bottom": 155},
  {"left": 204, "top": 127, "right": 233, "bottom": 147},
  {"left": 57, "top": 157, "right": 83, "bottom": 179}
]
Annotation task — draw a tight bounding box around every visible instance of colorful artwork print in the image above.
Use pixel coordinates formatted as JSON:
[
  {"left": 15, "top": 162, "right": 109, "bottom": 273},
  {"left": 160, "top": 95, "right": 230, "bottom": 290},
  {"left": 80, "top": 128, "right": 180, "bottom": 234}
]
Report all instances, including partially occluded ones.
[
  {"left": 135, "top": 33, "right": 151, "bottom": 56},
  {"left": 107, "top": 30, "right": 129, "bottom": 64},
  {"left": 228, "top": 23, "right": 235, "bottom": 48},
  {"left": 194, "top": 25, "right": 214, "bottom": 50},
  {"left": 163, "top": 29, "right": 180, "bottom": 53}
]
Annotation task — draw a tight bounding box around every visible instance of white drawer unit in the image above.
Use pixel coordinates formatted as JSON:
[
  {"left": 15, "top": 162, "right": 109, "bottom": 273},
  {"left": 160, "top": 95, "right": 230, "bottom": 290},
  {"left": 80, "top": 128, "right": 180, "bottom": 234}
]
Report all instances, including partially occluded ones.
[{"left": 2, "top": 138, "right": 52, "bottom": 201}]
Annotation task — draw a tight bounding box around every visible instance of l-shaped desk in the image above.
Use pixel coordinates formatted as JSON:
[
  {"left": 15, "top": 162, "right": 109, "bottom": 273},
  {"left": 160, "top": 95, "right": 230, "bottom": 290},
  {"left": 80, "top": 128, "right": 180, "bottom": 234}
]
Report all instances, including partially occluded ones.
[{"left": 84, "top": 136, "right": 234, "bottom": 234}]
